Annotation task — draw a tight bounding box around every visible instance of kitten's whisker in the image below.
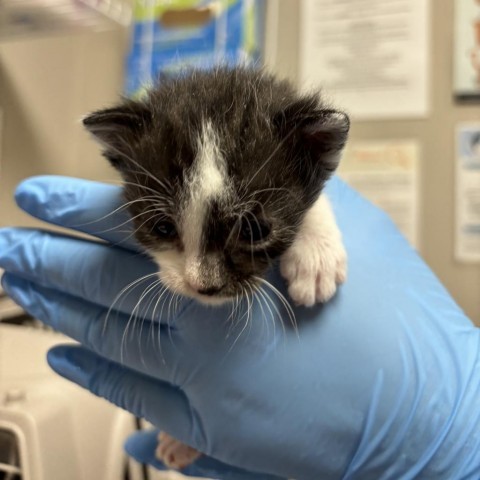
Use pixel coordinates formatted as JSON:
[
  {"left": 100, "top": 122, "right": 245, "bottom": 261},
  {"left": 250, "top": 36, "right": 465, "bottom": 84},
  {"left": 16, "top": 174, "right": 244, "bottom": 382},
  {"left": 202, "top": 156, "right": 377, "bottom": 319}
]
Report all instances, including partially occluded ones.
[
  {"left": 240, "top": 211, "right": 273, "bottom": 267},
  {"left": 74, "top": 195, "right": 166, "bottom": 228},
  {"left": 103, "top": 272, "right": 159, "bottom": 337},
  {"left": 224, "top": 216, "right": 240, "bottom": 247},
  {"left": 246, "top": 284, "right": 255, "bottom": 336},
  {"left": 158, "top": 282, "right": 172, "bottom": 328},
  {"left": 241, "top": 213, "right": 256, "bottom": 267},
  {"left": 114, "top": 208, "right": 173, "bottom": 245},
  {"left": 167, "top": 290, "right": 176, "bottom": 323},
  {"left": 244, "top": 210, "right": 273, "bottom": 265},
  {"left": 106, "top": 141, "right": 174, "bottom": 194},
  {"left": 121, "top": 180, "right": 172, "bottom": 198},
  {"left": 122, "top": 278, "right": 162, "bottom": 365},
  {"left": 253, "top": 289, "right": 269, "bottom": 340},
  {"left": 236, "top": 290, "right": 249, "bottom": 329},
  {"left": 127, "top": 279, "right": 160, "bottom": 344},
  {"left": 151, "top": 285, "right": 172, "bottom": 360},
  {"left": 106, "top": 141, "right": 174, "bottom": 198},
  {"left": 161, "top": 288, "right": 178, "bottom": 349},
  {"left": 225, "top": 293, "right": 242, "bottom": 340},
  {"left": 173, "top": 293, "right": 181, "bottom": 316},
  {"left": 226, "top": 212, "right": 244, "bottom": 250},
  {"left": 168, "top": 293, "right": 180, "bottom": 349},
  {"left": 245, "top": 187, "right": 292, "bottom": 197},
  {"left": 226, "top": 293, "right": 241, "bottom": 324},
  {"left": 228, "top": 287, "right": 253, "bottom": 354},
  {"left": 121, "top": 206, "right": 169, "bottom": 227},
  {"left": 138, "top": 280, "right": 164, "bottom": 364},
  {"left": 149, "top": 201, "right": 173, "bottom": 213},
  {"left": 91, "top": 206, "right": 165, "bottom": 235},
  {"left": 137, "top": 282, "right": 163, "bottom": 367},
  {"left": 127, "top": 163, "right": 174, "bottom": 196},
  {"left": 259, "top": 282, "right": 286, "bottom": 338},
  {"left": 235, "top": 293, "right": 242, "bottom": 324},
  {"left": 254, "top": 276, "right": 298, "bottom": 334},
  {"left": 254, "top": 283, "right": 276, "bottom": 341}
]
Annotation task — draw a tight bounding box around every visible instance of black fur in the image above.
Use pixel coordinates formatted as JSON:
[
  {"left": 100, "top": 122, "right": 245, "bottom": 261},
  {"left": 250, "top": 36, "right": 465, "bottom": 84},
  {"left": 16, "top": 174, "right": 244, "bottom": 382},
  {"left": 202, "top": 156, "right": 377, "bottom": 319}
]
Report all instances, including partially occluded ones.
[{"left": 84, "top": 67, "right": 349, "bottom": 298}]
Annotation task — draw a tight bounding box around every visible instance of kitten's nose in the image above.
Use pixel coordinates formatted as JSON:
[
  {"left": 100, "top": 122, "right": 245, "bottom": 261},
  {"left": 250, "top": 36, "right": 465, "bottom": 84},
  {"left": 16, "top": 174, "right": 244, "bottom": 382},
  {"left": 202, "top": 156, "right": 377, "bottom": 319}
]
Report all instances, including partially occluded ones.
[
  {"left": 185, "top": 256, "right": 226, "bottom": 296},
  {"left": 196, "top": 285, "right": 224, "bottom": 296},
  {"left": 186, "top": 277, "right": 225, "bottom": 296}
]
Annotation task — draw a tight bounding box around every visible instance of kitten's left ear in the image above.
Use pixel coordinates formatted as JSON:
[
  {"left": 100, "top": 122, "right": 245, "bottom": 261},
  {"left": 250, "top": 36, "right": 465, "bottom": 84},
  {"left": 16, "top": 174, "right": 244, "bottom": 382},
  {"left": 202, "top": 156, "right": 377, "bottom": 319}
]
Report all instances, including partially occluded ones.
[
  {"left": 274, "top": 99, "right": 350, "bottom": 174},
  {"left": 300, "top": 109, "right": 350, "bottom": 173},
  {"left": 83, "top": 102, "right": 152, "bottom": 169}
]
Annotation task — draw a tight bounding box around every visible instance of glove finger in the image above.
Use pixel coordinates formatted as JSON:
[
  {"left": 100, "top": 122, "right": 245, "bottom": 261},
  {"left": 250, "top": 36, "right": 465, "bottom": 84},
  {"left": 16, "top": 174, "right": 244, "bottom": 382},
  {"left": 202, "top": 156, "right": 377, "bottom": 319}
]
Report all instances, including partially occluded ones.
[
  {"left": 15, "top": 175, "right": 140, "bottom": 250},
  {"left": 0, "top": 228, "right": 191, "bottom": 320},
  {"left": 0, "top": 228, "right": 259, "bottom": 341},
  {"left": 49, "top": 344, "right": 285, "bottom": 480},
  {"left": 125, "top": 430, "right": 285, "bottom": 480},
  {"left": 2, "top": 274, "right": 181, "bottom": 380},
  {"left": 47, "top": 345, "right": 197, "bottom": 446}
]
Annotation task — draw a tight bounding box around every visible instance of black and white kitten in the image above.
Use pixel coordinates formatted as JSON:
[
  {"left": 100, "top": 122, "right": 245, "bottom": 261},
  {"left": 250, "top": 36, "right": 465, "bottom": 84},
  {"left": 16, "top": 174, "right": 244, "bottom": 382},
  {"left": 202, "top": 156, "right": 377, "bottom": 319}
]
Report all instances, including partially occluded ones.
[{"left": 83, "top": 67, "right": 349, "bottom": 469}]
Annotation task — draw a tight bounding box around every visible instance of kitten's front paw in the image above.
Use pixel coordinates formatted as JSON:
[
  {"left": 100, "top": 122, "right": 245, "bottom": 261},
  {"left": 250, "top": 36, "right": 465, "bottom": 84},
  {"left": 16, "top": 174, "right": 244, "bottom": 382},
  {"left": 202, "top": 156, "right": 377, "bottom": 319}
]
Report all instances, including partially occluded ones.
[
  {"left": 280, "top": 232, "right": 347, "bottom": 307},
  {"left": 156, "top": 432, "right": 201, "bottom": 470}
]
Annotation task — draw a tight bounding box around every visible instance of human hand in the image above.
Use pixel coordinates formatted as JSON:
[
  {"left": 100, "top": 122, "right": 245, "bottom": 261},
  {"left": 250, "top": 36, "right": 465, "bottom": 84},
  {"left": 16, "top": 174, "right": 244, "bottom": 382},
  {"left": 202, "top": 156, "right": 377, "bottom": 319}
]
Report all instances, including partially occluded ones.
[{"left": 1, "top": 176, "right": 479, "bottom": 480}]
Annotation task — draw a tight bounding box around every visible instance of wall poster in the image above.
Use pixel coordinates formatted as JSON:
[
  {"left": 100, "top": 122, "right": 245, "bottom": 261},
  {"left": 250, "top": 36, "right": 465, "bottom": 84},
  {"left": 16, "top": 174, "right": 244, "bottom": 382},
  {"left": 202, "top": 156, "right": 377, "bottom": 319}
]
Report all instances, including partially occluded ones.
[
  {"left": 454, "top": 0, "right": 480, "bottom": 100},
  {"left": 299, "top": 0, "right": 430, "bottom": 119},
  {"left": 338, "top": 140, "right": 420, "bottom": 248},
  {"left": 456, "top": 124, "right": 480, "bottom": 262}
]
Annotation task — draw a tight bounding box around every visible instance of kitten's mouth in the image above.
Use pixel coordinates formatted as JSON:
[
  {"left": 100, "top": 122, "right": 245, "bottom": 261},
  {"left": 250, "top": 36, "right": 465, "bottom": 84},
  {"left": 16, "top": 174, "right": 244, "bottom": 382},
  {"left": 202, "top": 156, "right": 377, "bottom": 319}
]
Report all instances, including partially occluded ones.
[
  {"left": 183, "top": 282, "right": 238, "bottom": 306},
  {"left": 167, "top": 277, "right": 252, "bottom": 306},
  {"left": 156, "top": 268, "right": 256, "bottom": 306},
  {"left": 183, "top": 285, "right": 235, "bottom": 306}
]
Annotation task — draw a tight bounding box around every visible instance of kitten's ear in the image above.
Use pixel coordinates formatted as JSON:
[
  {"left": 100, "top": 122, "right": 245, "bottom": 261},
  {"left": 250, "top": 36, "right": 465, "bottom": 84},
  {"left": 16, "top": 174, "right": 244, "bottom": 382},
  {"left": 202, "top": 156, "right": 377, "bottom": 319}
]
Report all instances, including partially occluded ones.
[
  {"left": 83, "top": 103, "right": 152, "bottom": 169},
  {"left": 274, "top": 98, "right": 350, "bottom": 174},
  {"left": 300, "top": 109, "right": 350, "bottom": 173}
]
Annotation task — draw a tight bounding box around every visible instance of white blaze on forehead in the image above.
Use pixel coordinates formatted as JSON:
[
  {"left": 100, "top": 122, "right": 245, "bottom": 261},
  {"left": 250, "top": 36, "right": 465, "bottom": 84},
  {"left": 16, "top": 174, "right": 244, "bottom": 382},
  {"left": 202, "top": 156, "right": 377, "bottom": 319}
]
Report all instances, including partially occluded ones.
[
  {"left": 182, "top": 120, "right": 227, "bottom": 267},
  {"left": 195, "top": 121, "right": 226, "bottom": 196}
]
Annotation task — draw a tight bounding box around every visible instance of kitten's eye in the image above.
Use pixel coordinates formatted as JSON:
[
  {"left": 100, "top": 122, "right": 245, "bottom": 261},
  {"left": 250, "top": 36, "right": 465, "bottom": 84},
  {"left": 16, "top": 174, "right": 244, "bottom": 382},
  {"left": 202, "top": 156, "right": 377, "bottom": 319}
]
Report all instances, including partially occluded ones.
[
  {"left": 153, "top": 220, "right": 177, "bottom": 239},
  {"left": 240, "top": 218, "right": 271, "bottom": 243}
]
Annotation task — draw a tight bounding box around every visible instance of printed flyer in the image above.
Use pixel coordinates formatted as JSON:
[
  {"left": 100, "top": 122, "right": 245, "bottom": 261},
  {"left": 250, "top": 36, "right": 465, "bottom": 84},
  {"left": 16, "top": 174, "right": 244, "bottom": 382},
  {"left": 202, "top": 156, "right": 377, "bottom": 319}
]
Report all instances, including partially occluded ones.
[
  {"left": 454, "top": 0, "right": 480, "bottom": 100},
  {"left": 339, "top": 141, "right": 420, "bottom": 248},
  {"left": 456, "top": 124, "right": 480, "bottom": 262}
]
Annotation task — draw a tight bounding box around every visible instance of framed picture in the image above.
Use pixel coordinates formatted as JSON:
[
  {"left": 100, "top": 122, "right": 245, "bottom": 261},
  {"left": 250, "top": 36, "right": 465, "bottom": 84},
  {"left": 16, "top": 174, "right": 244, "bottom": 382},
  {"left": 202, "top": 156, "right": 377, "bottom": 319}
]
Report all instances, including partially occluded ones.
[{"left": 454, "top": 0, "right": 480, "bottom": 100}]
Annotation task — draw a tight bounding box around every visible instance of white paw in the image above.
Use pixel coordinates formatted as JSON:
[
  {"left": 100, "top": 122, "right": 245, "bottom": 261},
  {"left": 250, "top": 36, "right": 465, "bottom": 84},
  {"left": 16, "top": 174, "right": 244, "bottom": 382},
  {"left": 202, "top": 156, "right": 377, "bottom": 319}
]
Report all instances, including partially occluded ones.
[
  {"left": 155, "top": 432, "right": 201, "bottom": 470},
  {"left": 280, "top": 231, "right": 347, "bottom": 307}
]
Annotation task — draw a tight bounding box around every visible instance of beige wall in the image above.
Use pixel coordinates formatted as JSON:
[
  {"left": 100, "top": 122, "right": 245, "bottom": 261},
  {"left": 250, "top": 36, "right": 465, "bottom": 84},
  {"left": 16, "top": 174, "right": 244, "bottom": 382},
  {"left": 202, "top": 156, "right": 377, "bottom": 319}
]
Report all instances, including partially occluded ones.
[
  {"left": 0, "top": 0, "right": 479, "bottom": 323},
  {"left": 0, "top": 27, "right": 126, "bottom": 228}
]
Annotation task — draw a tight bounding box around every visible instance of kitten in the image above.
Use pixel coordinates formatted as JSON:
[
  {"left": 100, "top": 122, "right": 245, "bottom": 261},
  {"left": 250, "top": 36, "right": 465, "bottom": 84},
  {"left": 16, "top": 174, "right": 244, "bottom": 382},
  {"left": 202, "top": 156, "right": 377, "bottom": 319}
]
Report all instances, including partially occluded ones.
[{"left": 83, "top": 66, "right": 349, "bottom": 470}]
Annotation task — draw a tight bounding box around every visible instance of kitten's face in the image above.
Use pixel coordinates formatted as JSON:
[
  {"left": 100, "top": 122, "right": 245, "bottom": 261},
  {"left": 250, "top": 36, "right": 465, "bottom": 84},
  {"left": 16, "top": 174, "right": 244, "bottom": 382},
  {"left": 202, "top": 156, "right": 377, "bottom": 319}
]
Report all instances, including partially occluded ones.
[{"left": 84, "top": 68, "right": 349, "bottom": 305}]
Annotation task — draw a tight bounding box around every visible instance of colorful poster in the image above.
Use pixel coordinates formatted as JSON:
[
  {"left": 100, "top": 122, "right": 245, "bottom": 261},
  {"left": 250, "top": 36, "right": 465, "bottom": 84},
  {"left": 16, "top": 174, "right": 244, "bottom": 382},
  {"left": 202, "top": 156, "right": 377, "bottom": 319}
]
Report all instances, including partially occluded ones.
[
  {"left": 298, "top": 0, "right": 430, "bottom": 119},
  {"left": 456, "top": 124, "right": 480, "bottom": 262},
  {"left": 126, "top": 0, "right": 264, "bottom": 96},
  {"left": 454, "top": 0, "right": 480, "bottom": 100},
  {"left": 338, "top": 141, "right": 420, "bottom": 248}
]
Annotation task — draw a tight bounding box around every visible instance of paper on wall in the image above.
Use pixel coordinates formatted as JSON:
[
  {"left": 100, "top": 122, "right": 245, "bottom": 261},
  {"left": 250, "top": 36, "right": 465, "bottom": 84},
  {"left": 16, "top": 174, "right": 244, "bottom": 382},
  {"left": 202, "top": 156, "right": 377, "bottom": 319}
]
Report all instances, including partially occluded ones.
[
  {"left": 338, "top": 141, "right": 420, "bottom": 248},
  {"left": 0, "top": 109, "right": 2, "bottom": 173},
  {"left": 298, "top": 0, "right": 430, "bottom": 120},
  {"left": 456, "top": 124, "right": 480, "bottom": 262},
  {"left": 453, "top": 0, "right": 480, "bottom": 100}
]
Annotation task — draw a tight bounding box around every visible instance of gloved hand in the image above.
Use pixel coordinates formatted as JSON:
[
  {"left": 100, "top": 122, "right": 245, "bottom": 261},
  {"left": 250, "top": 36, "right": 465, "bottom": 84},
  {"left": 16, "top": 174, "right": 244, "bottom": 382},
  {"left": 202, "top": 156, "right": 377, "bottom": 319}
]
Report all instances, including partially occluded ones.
[{"left": 1, "top": 176, "right": 480, "bottom": 480}]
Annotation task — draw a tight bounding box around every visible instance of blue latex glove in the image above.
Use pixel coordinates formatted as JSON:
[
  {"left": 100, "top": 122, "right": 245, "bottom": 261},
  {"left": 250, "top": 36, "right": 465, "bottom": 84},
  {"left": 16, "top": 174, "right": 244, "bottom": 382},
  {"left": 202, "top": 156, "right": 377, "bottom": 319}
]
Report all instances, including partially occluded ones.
[{"left": 1, "top": 176, "right": 480, "bottom": 480}]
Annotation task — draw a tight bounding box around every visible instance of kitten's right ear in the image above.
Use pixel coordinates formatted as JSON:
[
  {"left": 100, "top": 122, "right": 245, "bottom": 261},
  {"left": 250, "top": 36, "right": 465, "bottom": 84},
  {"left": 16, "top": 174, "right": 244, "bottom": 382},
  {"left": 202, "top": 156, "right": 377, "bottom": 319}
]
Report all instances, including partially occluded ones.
[{"left": 83, "top": 103, "right": 152, "bottom": 169}]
